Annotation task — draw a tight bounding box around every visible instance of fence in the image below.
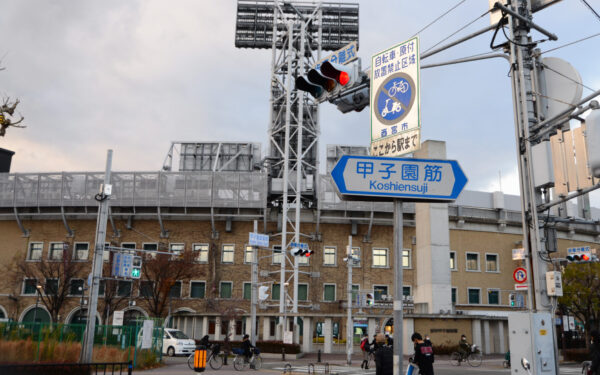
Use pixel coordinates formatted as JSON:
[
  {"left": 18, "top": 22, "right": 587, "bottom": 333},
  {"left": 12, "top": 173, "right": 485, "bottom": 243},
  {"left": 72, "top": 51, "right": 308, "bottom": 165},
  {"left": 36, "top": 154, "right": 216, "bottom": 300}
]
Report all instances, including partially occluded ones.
[
  {"left": 0, "top": 321, "right": 163, "bottom": 368},
  {"left": 0, "top": 361, "right": 132, "bottom": 375}
]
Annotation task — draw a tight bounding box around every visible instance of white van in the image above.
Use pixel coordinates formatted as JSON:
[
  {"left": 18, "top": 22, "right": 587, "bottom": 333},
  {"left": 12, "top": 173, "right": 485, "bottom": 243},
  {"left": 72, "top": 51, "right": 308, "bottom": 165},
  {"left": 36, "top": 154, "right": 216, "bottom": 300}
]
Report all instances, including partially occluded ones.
[{"left": 162, "top": 328, "right": 196, "bottom": 357}]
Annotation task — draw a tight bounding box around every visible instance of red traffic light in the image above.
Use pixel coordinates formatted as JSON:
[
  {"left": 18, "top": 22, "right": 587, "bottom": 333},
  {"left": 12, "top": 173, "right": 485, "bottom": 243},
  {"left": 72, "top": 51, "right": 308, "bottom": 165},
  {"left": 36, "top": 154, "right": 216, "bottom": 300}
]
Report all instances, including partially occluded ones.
[
  {"left": 305, "top": 250, "right": 314, "bottom": 257},
  {"left": 582, "top": 254, "right": 590, "bottom": 261},
  {"left": 339, "top": 71, "right": 349, "bottom": 86},
  {"left": 321, "top": 61, "right": 353, "bottom": 86}
]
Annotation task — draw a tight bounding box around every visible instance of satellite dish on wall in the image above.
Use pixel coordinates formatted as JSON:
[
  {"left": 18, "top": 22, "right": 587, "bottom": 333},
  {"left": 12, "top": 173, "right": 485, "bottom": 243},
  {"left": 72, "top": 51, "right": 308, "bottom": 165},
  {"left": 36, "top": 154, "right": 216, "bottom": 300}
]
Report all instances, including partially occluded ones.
[{"left": 539, "top": 57, "right": 583, "bottom": 122}]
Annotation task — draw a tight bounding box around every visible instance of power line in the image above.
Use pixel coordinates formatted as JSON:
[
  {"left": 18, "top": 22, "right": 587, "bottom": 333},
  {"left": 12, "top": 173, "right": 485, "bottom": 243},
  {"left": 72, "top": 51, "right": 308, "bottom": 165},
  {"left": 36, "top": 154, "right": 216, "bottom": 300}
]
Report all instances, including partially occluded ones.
[
  {"left": 541, "top": 32, "right": 600, "bottom": 54},
  {"left": 410, "top": 0, "right": 468, "bottom": 38},
  {"left": 579, "top": 0, "right": 600, "bottom": 22},
  {"left": 422, "top": 9, "right": 491, "bottom": 55}
]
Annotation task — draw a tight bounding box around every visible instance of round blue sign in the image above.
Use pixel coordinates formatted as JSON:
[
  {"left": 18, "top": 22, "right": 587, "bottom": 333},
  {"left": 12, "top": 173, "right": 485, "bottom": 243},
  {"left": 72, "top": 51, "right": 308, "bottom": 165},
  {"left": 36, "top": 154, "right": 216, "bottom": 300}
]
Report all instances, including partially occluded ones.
[{"left": 374, "top": 73, "right": 416, "bottom": 125}]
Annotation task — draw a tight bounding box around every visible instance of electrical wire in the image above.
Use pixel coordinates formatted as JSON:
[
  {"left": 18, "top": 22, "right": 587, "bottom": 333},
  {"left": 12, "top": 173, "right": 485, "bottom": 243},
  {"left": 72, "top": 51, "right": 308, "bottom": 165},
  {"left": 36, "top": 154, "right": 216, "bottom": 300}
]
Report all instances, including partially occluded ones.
[
  {"left": 541, "top": 32, "right": 600, "bottom": 55},
  {"left": 541, "top": 63, "right": 597, "bottom": 92},
  {"left": 579, "top": 0, "right": 600, "bottom": 22},
  {"left": 410, "top": 0, "right": 468, "bottom": 38},
  {"left": 422, "top": 9, "right": 492, "bottom": 55}
]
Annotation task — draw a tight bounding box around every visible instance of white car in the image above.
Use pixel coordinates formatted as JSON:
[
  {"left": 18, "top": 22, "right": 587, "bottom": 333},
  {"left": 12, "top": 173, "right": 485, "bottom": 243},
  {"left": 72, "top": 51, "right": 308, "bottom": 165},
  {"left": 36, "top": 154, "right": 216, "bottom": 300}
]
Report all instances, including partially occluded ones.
[{"left": 162, "top": 328, "right": 196, "bottom": 357}]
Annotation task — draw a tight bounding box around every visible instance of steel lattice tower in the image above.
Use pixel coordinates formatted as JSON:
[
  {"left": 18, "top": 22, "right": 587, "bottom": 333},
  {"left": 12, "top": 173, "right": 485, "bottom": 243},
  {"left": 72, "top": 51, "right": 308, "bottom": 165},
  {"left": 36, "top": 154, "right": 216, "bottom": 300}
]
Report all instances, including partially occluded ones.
[{"left": 235, "top": 0, "right": 358, "bottom": 339}]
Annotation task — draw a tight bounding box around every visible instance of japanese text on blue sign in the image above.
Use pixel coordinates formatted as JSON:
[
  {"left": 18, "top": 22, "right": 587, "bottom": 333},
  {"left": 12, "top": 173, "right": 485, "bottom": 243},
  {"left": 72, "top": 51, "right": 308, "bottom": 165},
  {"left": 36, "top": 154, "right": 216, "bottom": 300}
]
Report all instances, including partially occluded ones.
[{"left": 314, "top": 42, "right": 358, "bottom": 70}]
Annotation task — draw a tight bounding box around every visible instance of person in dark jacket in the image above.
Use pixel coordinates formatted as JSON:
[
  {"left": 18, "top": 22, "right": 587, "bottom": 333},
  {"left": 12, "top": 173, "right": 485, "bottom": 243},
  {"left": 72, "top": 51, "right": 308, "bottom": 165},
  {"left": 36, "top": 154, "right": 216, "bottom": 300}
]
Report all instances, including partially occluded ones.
[
  {"left": 385, "top": 334, "right": 394, "bottom": 348},
  {"left": 240, "top": 334, "right": 254, "bottom": 362},
  {"left": 591, "top": 330, "right": 600, "bottom": 375},
  {"left": 412, "top": 332, "right": 434, "bottom": 375},
  {"left": 370, "top": 334, "right": 381, "bottom": 352},
  {"left": 374, "top": 333, "right": 393, "bottom": 375},
  {"left": 198, "top": 334, "right": 210, "bottom": 348}
]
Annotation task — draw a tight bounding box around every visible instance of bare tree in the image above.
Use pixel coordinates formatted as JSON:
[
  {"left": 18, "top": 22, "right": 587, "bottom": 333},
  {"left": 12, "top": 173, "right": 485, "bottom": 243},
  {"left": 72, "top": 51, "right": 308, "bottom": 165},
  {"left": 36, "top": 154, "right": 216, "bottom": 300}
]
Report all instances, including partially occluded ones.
[
  {"left": 9, "top": 243, "right": 86, "bottom": 322},
  {"left": 0, "top": 60, "right": 26, "bottom": 137},
  {"left": 137, "top": 245, "right": 200, "bottom": 318}
]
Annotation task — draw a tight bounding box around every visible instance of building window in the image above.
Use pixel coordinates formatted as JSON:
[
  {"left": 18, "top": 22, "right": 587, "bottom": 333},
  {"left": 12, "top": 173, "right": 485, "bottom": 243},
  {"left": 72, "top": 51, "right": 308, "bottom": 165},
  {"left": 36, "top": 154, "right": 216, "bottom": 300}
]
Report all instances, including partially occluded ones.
[
  {"left": 208, "top": 319, "right": 216, "bottom": 334},
  {"left": 272, "top": 284, "right": 280, "bottom": 301},
  {"left": 103, "top": 242, "right": 110, "bottom": 262},
  {"left": 169, "top": 281, "right": 182, "bottom": 298},
  {"left": 143, "top": 243, "right": 158, "bottom": 259},
  {"left": 48, "top": 243, "right": 65, "bottom": 260},
  {"left": 403, "top": 286, "right": 411, "bottom": 296},
  {"left": 193, "top": 244, "right": 209, "bottom": 263},
  {"left": 466, "top": 252, "right": 480, "bottom": 271},
  {"left": 271, "top": 246, "right": 282, "bottom": 264},
  {"left": 221, "top": 320, "right": 229, "bottom": 336},
  {"left": 298, "top": 249, "right": 309, "bottom": 265},
  {"left": 352, "top": 284, "right": 360, "bottom": 302},
  {"left": 169, "top": 243, "right": 184, "bottom": 257},
  {"left": 45, "top": 279, "right": 59, "bottom": 295},
  {"left": 220, "top": 282, "right": 233, "bottom": 298},
  {"left": 374, "top": 285, "right": 388, "bottom": 301},
  {"left": 468, "top": 288, "right": 480, "bottom": 304},
  {"left": 222, "top": 245, "right": 234, "bottom": 264},
  {"left": 323, "top": 246, "right": 336, "bottom": 266},
  {"left": 27, "top": 242, "right": 43, "bottom": 261},
  {"left": 451, "top": 287, "right": 457, "bottom": 304},
  {"left": 117, "top": 280, "right": 132, "bottom": 297},
  {"left": 323, "top": 284, "right": 336, "bottom": 302},
  {"left": 190, "top": 281, "right": 205, "bottom": 298},
  {"left": 269, "top": 318, "right": 276, "bottom": 337},
  {"left": 73, "top": 243, "right": 89, "bottom": 261},
  {"left": 69, "top": 279, "right": 84, "bottom": 296},
  {"left": 139, "top": 281, "right": 153, "bottom": 297},
  {"left": 122, "top": 243, "right": 136, "bottom": 250},
  {"left": 402, "top": 249, "right": 411, "bottom": 268},
  {"left": 372, "top": 248, "right": 389, "bottom": 267},
  {"left": 243, "top": 282, "right": 251, "bottom": 300},
  {"left": 486, "top": 254, "right": 499, "bottom": 272},
  {"left": 351, "top": 247, "right": 361, "bottom": 267},
  {"left": 23, "top": 278, "right": 38, "bottom": 295},
  {"left": 488, "top": 289, "right": 500, "bottom": 305},
  {"left": 98, "top": 280, "right": 105, "bottom": 297},
  {"left": 298, "top": 284, "right": 308, "bottom": 301},
  {"left": 244, "top": 246, "right": 254, "bottom": 264},
  {"left": 450, "top": 251, "right": 457, "bottom": 270}
]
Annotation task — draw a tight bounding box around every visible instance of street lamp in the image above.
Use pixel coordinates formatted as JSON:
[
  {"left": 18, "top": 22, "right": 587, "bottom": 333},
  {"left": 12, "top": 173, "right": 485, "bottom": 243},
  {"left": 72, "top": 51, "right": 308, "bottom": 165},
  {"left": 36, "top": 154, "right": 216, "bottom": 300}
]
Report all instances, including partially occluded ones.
[{"left": 32, "top": 284, "right": 43, "bottom": 327}]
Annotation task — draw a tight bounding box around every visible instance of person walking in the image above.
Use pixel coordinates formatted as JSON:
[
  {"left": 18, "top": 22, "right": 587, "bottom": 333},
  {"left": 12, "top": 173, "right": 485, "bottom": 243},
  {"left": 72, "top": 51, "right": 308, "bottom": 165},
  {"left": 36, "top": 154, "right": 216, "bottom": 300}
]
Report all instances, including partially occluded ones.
[
  {"left": 411, "top": 332, "right": 434, "bottom": 375},
  {"left": 374, "top": 333, "right": 393, "bottom": 375},
  {"left": 360, "top": 333, "right": 370, "bottom": 369},
  {"left": 591, "top": 330, "right": 600, "bottom": 375}
]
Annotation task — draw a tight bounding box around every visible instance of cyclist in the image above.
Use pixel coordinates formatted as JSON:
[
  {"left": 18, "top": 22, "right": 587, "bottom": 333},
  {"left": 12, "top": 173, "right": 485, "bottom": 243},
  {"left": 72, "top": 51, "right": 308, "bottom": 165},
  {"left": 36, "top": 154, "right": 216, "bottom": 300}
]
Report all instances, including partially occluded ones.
[
  {"left": 240, "top": 334, "right": 255, "bottom": 362},
  {"left": 458, "top": 334, "right": 471, "bottom": 361},
  {"left": 198, "top": 334, "right": 210, "bottom": 348}
]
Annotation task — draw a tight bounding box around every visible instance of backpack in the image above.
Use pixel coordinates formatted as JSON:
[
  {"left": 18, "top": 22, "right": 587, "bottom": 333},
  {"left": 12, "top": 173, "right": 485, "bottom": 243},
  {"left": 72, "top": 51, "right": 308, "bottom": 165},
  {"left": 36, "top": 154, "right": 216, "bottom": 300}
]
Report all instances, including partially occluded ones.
[{"left": 360, "top": 338, "right": 368, "bottom": 351}]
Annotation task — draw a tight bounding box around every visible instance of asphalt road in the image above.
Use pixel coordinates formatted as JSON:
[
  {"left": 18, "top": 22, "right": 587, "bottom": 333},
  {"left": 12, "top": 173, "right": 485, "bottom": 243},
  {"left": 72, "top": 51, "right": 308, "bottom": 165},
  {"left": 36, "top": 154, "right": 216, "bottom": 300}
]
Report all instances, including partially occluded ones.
[{"left": 136, "top": 355, "right": 585, "bottom": 375}]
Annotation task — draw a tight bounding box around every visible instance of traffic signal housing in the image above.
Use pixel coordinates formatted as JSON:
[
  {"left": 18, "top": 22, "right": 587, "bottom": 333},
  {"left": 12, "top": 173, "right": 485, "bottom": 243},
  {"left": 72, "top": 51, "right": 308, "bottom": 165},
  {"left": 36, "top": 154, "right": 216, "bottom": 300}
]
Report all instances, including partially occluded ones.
[
  {"left": 366, "top": 292, "right": 374, "bottom": 307},
  {"left": 509, "top": 293, "right": 516, "bottom": 307},
  {"left": 295, "top": 59, "right": 367, "bottom": 112},
  {"left": 258, "top": 285, "right": 270, "bottom": 301},
  {"left": 131, "top": 256, "right": 142, "bottom": 279},
  {"left": 290, "top": 247, "right": 314, "bottom": 257}
]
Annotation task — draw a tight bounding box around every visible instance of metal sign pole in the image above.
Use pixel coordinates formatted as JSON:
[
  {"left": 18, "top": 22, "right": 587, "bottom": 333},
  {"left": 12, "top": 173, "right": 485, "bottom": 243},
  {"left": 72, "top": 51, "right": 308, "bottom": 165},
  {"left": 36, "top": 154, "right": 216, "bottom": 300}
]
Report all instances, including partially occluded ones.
[
  {"left": 251, "top": 221, "right": 258, "bottom": 346},
  {"left": 80, "top": 150, "right": 112, "bottom": 363},
  {"left": 393, "top": 200, "right": 404, "bottom": 375},
  {"left": 346, "top": 235, "right": 353, "bottom": 366}
]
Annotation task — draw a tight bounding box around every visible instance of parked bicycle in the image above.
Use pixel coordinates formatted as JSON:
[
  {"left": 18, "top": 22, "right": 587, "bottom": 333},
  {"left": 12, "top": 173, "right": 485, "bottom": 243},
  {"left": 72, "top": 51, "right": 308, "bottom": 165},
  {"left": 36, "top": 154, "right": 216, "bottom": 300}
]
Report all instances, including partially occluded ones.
[
  {"left": 187, "top": 343, "right": 224, "bottom": 370},
  {"left": 449, "top": 344, "right": 482, "bottom": 367},
  {"left": 232, "top": 347, "right": 262, "bottom": 371}
]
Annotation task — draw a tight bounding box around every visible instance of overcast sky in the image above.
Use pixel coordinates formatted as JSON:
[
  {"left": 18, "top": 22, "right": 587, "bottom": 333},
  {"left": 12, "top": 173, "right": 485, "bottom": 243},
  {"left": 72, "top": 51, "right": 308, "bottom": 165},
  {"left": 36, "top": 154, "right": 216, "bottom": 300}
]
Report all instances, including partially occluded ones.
[{"left": 0, "top": 0, "right": 599, "bottom": 203}]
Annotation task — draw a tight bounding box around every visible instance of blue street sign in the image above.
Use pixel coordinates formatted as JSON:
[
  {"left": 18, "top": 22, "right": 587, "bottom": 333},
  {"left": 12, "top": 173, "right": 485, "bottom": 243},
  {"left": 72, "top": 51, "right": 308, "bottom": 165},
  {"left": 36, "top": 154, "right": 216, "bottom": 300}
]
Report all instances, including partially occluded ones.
[
  {"left": 249, "top": 232, "right": 269, "bottom": 248},
  {"left": 330, "top": 155, "right": 467, "bottom": 201},
  {"left": 290, "top": 242, "right": 309, "bottom": 250}
]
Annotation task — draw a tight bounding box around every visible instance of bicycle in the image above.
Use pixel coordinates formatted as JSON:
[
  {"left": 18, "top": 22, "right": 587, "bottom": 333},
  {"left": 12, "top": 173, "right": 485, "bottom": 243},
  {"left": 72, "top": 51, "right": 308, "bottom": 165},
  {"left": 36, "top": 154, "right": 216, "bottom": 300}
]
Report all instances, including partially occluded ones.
[
  {"left": 387, "top": 80, "right": 409, "bottom": 97},
  {"left": 449, "top": 344, "right": 482, "bottom": 367},
  {"left": 232, "top": 347, "right": 262, "bottom": 371},
  {"left": 187, "top": 344, "right": 224, "bottom": 370}
]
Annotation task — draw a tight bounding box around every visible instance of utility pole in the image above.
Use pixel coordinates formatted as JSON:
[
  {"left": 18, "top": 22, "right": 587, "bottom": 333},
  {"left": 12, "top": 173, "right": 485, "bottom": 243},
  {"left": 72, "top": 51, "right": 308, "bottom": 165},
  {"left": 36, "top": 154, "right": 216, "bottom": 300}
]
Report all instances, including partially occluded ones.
[
  {"left": 251, "top": 220, "right": 258, "bottom": 346},
  {"left": 80, "top": 150, "right": 112, "bottom": 363},
  {"left": 346, "top": 235, "right": 353, "bottom": 366},
  {"left": 504, "top": 1, "right": 558, "bottom": 374}
]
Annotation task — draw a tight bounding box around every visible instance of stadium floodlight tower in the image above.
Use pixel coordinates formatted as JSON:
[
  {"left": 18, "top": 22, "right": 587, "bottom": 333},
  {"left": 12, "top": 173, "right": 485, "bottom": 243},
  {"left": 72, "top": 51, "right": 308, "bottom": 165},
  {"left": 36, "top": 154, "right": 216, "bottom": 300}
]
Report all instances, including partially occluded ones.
[{"left": 235, "top": 0, "right": 359, "bottom": 340}]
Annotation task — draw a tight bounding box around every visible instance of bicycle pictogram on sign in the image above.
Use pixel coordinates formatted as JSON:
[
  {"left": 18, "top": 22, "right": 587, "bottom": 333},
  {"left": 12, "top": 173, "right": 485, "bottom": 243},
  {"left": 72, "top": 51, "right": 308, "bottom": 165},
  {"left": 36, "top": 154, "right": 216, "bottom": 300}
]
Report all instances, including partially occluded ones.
[{"left": 374, "top": 72, "right": 416, "bottom": 125}]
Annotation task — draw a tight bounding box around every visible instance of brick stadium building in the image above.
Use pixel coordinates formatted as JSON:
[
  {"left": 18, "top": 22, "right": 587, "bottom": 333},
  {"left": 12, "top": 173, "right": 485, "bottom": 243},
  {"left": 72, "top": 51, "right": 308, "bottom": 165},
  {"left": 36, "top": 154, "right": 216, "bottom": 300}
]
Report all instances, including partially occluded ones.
[{"left": 0, "top": 140, "right": 598, "bottom": 355}]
